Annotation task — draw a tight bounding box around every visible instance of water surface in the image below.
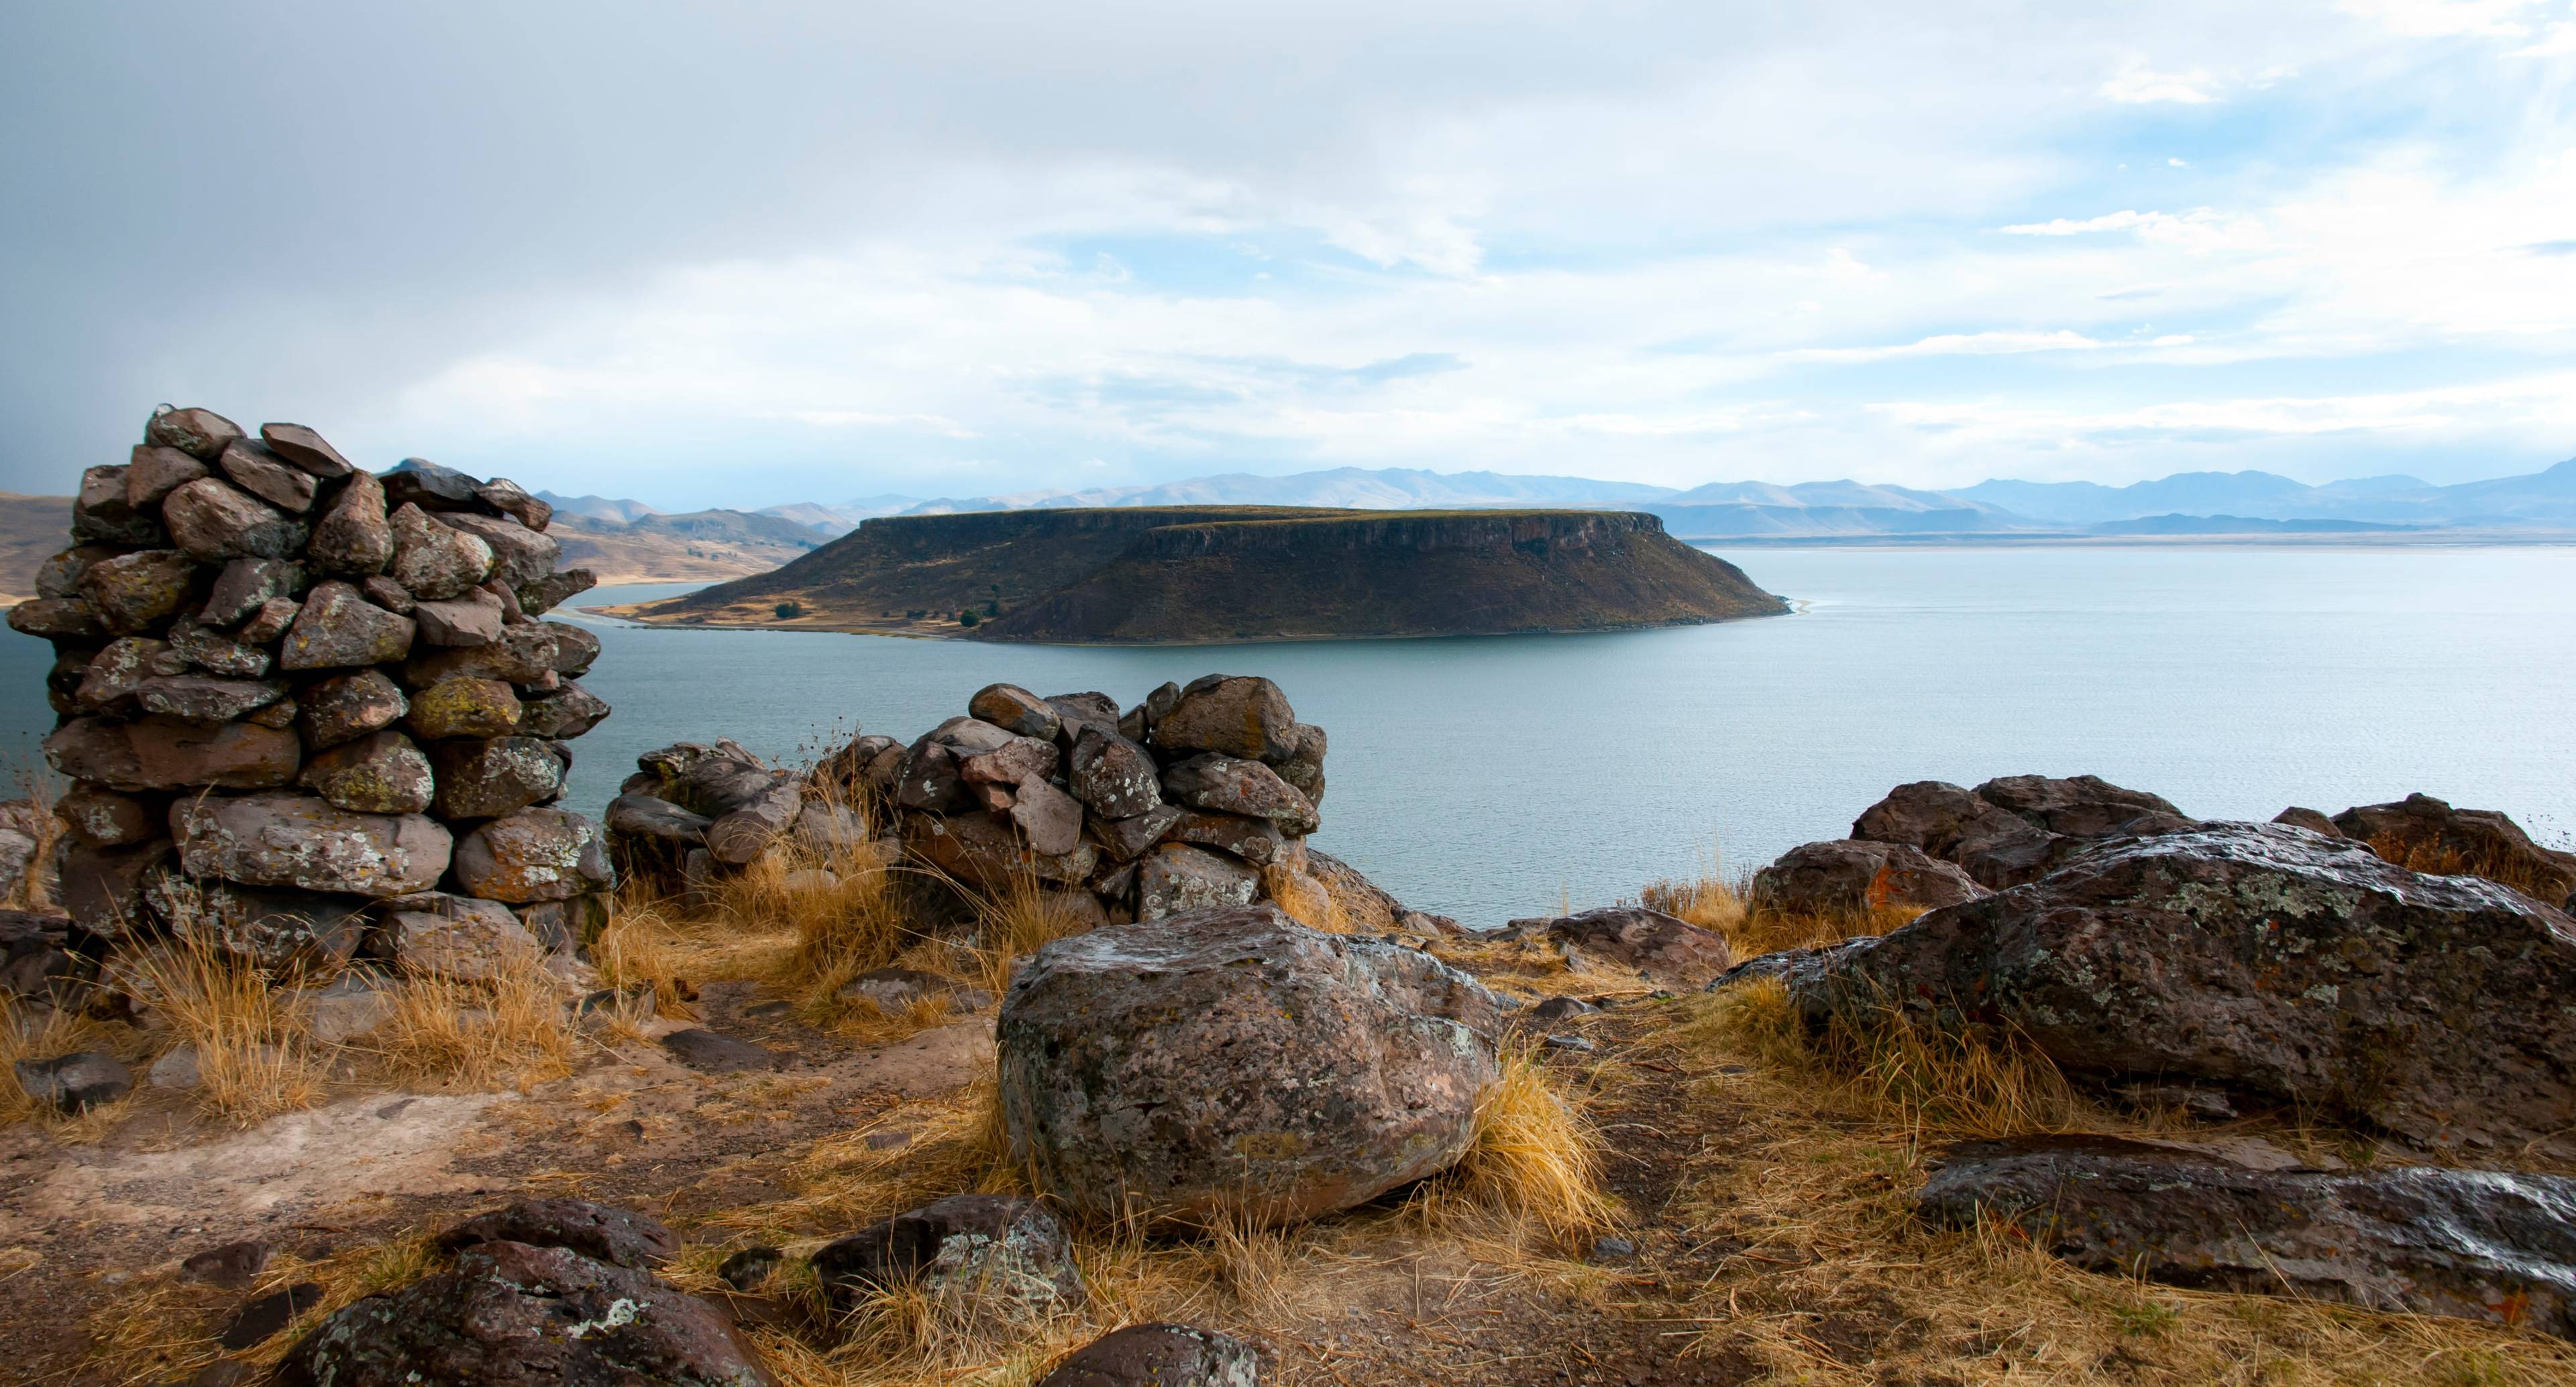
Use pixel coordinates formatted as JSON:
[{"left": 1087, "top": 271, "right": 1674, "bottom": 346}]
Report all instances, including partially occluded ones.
[{"left": 5, "top": 546, "right": 2569, "bottom": 924}]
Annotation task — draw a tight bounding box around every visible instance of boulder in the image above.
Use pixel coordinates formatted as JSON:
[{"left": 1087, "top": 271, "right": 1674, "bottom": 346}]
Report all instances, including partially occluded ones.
[
  {"left": 1134, "top": 841, "right": 1260, "bottom": 921},
  {"left": 810, "top": 1194, "right": 1085, "bottom": 1319},
  {"left": 1507, "top": 905, "right": 1733, "bottom": 985},
  {"left": 435, "top": 1198, "right": 679, "bottom": 1269},
  {"left": 173, "top": 792, "right": 451, "bottom": 897},
  {"left": 1152, "top": 675, "right": 1298, "bottom": 761},
  {"left": 1976, "top": 773, "right": 2186, "bottom": 838},
  {"left": 2273, "top": 806, "right": 2343, "bottom": 837},
  {"left": 403, "top": 624, "right": 557, "bottom": 686},
  {"left": 406, "top": 675, "right": 523, "bottom": 740},
  {"left": 145, "top": 405, "right": 244, "bottom": 459},
  {"left": 257, "top": 423, "right": 356, "bottom": 478},
  {"left": 269, "top": 1240, "right": 775, "bottom": 1387},
  {"left": 1750, "top": 839, "right": 1989, "bottom": 916},
  {"left": 298, "top": 669, "right": 409, "bottom": 749},
  {"left": 214, "top": 438, "right": 319, "bottom": 512},
  {"left": 46, "top": 715, "right": 301, "bottom": 791},
  {"left": 1275, "top": 722, "right": 1327, "bottom": 807},
  {"left": 13, "top": 1051, "right": 133, "bottom": 1114},
  {"left": 1851, "top": 775, "right": 2190, "bottom": 889},
  {"left": 904, "top": 808, "right": 1097, "bottom": 889},
  {"left": 1725, "top": 823, "right": 2576, "bottom": 1152},
  {"left": 73, "top": 636, "right": 189, "bottom": 711},
  {"left": 2333, "top": 793, "right": 2576, "bottom": 908},
  {"left": 125, "top": 445, "right": 211, "bottom": 505},
  {"left": 428, "top": 736, "right": 566, "bottom": 819},
  {"left": 384, "top": 895, "right": 543, "bottom": 981},
  {"left": 280, "top": 580, "right": 415, "bottom": 669},
  {"left": 1067, "top": 727, "right": 1161, "bottom": 819},
  {"left": 76, "top": 549, "right": 199, "bottom": 634},
  {"left": 1160, "top": 755, "right": 1318, "bottom": 836},
  {"left": 475, "top": 479, "right": 552, "bottom": 530},
  {"left": 545, "top": 620, "right": 600, "bottom": 675},
  {"left": 517, "top": 567, "right": 597, "bottom": 616},
  {"left": 132, "top": 675, "right": 288, "bottom": 724},
  {"left": 519, "top": 681, "right": 611, "bottom": 739},
  {"left": 999, "top": 904, "right": 1502, "bottom": 1227},
  {"left": 7, "top": 596, "right": 105, "bottom": 641},
  {"left": 388, "top": 504, "right": 496, "bottom": 600},
  {"left": 235, "top": 596, "right": 299, "bottom": 644},
  {"left": 1918, "top": 1135, "right": 2576, "bottom": 1337},
  {"left": 307, "top": 467, "right": 393, "bottom": 575},
  {"left": 73, "top": 465, "right": 169, "bottom": 545},
  {"left": 969, "top": 683, "right": 1061, "bottom": 740},
  {"left": 1009, "top": 779, "right": 1085, "bottom": 856},
  {"left": 201, "top": 556, "right": 303, "bottom": 626},
  {"left": 1037, "top": 1324, "right": 1260, "bottom": 1387},
  {"left": 451, "top": 808, "right": 614, "bottom": 903},
  {"left": 162, "top": 478, "right": 306, "bottom": 561},
  {"left": 58, "top": 785, "right": 162, "bottom": 846},
  {"left": 437, "top": 512, "right": 561, "bottom": 590},
  {"left": 299, "top": 730, "right": 437, "bottom": 814},
  {"left": 56, "top": 838, "right": 176, "bottom": 935},
  {"left": 1094, "top": 804, "right": 1183, "bottom": 863},
  {"left": 155, "top": 878, "right": 370, "bottom": 970},
  {"left": 413, "top": 589, "right": 506, "bottom": 647},
  {"left": 706, "top": 778, "right": 804, "bottom": 867},
  {"left": 382, "top": 459, "right": 490, "bottom": 512}
]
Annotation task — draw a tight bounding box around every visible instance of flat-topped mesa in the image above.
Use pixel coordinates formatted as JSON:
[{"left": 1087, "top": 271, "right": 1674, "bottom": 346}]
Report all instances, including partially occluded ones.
[
  {"left": 631, "top": 504, "right": 1787, "bottom": 644},
  {"left": 11, "top": 407, "right": 615, "bottom": 997}
]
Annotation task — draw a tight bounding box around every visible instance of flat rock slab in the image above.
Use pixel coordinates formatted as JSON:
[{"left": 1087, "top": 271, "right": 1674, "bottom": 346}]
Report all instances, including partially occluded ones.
[
  {"left": 436, "top": 1197, "right": 678, "bottom": 1269},
  {"left": 659, "top": 1028, "right": 782, "bottom": 1074},
  {"left": 1919, "top": 1135, "right": 2576, "bottom": 1337}
]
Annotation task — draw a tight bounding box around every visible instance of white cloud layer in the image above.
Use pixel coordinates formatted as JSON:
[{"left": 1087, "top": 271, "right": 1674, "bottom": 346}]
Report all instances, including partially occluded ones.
[{"left": 3, "top": 0, "right": 2573, "bottom": 502}]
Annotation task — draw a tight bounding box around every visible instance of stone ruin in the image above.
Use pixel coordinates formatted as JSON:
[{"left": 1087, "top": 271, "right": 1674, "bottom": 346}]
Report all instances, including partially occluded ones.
[
  {"left": 606, "top": 674, "right": 1404, "bottom": 932},
  {"left": 8, "top": 404, "right": 614, "bottom": 993}
]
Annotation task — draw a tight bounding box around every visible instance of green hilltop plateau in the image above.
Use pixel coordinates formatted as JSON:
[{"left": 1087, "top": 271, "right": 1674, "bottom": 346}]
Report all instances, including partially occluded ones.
[{"left": 613, "top": 505, "right": 1786, "bottom": 642}]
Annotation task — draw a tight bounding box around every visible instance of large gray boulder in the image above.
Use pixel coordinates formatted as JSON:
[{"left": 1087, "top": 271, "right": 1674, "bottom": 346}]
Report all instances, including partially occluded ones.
[
  {"left": 998, "top": 904, "right": 1501, "bottom": 1227},
  {"left": 1722, "top": 822, "right": 2576, "bottom": 1153},
  {"left": 270, "top": 1240, "right": 773, "bottom": 1387},
  {"left": 172, "top": 792, "right": 451, "bottom": 897},
  {"left": 1919, "top": 1135, "right": 2576, "bottom": 1337},
  {"left": 1750, "top": 839, "right": 1988, "bottom": 916}
]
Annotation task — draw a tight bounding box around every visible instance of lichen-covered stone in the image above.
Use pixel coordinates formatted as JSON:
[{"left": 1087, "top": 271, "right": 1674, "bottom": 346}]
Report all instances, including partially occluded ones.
[
  {"left": 435, "top": 1198, "right": 678, "bottom": 1269},
  {"left": 519, "top": 680, "right": 610, "bottom": 739},
  {"left": 517, "top": 567, "right": 597, "bottom": 616},
  {"left": 437, "top": 512, "right": 561, "bottom": 590},
  {"left": 145, "top": 405, "right": 244, "bottom": 459},
  {"left": 125, "top": 444, "right": 212, "bottom": 506},
  {"left": 1161, "top": 754, "right": 1318, "bottom": 836},
  {"left": 905, "top": 808, "right": 1097, "bottom": 889},
  {"left": 280, "top": 580, "right": 415, "bottom": 669},
  {"left": 812, "top": 1195, "right": 1085, "bottom": 1321},
  {"left": 299, "top": 669, "right": 409, "bottom": 748},
  {"left": 429, "top": 736, "right": 566, "bottom": 819},
  {"left": 383, "top": 893, "right": 544, "bottom": 981},
  {"left": 74, "top": 465, "right": 169, "bottom": 545},
  {"left": 132, "top": 674, "right": 288, "bottom": 724},
  {"left": 150, "top": 877, "right": 370, "bottom": 970},
  {"left": 451, "top": 808, "right": 613, "bottom": 903},
  {"left": 413, "top": 588, "right": 506, "bottom": 646},
  {"left": 307, "top": 467, "right": 393, "bottom": 575},
  {"left": 58, "top": 785, "right": 162, "bottom": 847},
  {"left": 388, "top": 502, "right": 495, "bottom": 600},
  {"left": 404, "top": 624, "right": 557, "bottom": 686},
  {"left": 474, "top": 478, "right": 553, "bottom": 530},
  {"left": 1037, "top": 1324, "right": 1260, "bottom": 1387},
  {"left": 1723, "top": 823, "right": 2576, "bottom": 1154},
  {"left": 1134, "top": 841, "right": 1261, "bottom": 922},
  {"left": 57, "top": 838, "right": 177, "bottom": 935},
  {"left": 8, "top": 596, "right": 105, "bottom": 641},
  {"left": 201, "top": 556, "right": 304, "bottom": 626},
  {"left": 1154, "top": 674, "right": 1299, "bottom": 761},
  {"left": 46, "top": 715, "right": 300, "bottom": 791},
  {"left": 1000, "top": 904, "right": 1501, "bottom": 1227},
  {"left": 1751, "top": 839, "right": 1990, "bottom": 916},
  {"left": 166, "top": 613, "right": 272, "bottom": 675},
  {"left": 968, "top": 683, "right": 1061, "bottom": 740},
  {"left": 269, "top": 1240, "right": 774, "bottom": 1387},
  {"left": 162, "top": 476, "right": 307, "bottom": 561},
  {"left": 407, "top": 675, "right": 523, "bottom": 740},
  {"left": 73, "top": 636, "right": 189, "bottom": 711},
  {"left": 172, "top": 791, "right": 450, "bottom": 897},
  {"left": 215, "top": 438, "right": 319, "bottom": 512},
  {"left": 1067, "top": 726, "right": 1161, "bottom": 819},
  {"left": 1504, "top": 904, "right": 1733, "bottom": 985},
  {"left": 235, "top": 595, "right": 298, "bottom": 644},
  {"left": 76, "top": 549, "right": 199, "bottom": 634},
  {"left": 301, "top": 730, "right": 435, "bottom": 814}
]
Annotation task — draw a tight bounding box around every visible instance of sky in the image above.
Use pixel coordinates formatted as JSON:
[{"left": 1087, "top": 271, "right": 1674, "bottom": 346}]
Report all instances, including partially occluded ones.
[{"left": 3, "top": 1, "right": 2574, "bottom": 510}]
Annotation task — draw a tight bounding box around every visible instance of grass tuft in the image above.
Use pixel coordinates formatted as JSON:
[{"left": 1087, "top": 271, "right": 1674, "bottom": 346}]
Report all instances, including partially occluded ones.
[
  {"left": 121, "top": 928, "right": 323, "bottom": 1125},
  {"left": 1446, "top": 1045, "right": 1615, "bottom": 1241},
  {"left": 366, "top": 968, "right": 579, "bottom": 1091}
]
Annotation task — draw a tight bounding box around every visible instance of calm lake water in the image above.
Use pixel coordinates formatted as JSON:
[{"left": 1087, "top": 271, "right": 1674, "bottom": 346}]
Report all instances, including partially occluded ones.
[{"left": 5, "top": 546, "right": 2570, "bottom": 924}]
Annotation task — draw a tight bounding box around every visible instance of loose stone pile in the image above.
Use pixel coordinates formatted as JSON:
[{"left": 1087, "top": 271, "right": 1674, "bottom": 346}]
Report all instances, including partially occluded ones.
[
  {"left": 11, "top": 405, "right": 613, "bottom": 989},
  {"left": 610, "top": 674, "right": 1359, "bottom": 930}
]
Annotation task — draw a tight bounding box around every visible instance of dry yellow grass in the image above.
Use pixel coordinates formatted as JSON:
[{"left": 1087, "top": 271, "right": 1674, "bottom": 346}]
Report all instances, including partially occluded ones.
[
  {"left": 0, "top": 994, "right": 132, "bottom": 1129},
  {"left": 365, "top": 968, "right": 580, "bottom": 1091},
  {"left": 1445, "top": 1044, "right": 1615, "bottom": 1240},
  {"left": 1639, "top": 858, "right": 1927, "bottom": 960},
  {"left": 2, "top": 758, "right": 62, "bottom": 912},
  {"left": 120, "top": 930, "right": 323, "bottom": 1125}
]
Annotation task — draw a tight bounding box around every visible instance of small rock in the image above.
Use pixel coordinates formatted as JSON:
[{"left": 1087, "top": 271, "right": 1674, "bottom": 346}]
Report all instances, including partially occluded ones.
[
  {"left": 257, "top": 423, "right": 356, "bottom": 478},
  {"left": 307, "top": 468, "right": 393, "bottom": 575},
  {"left": 76, "top": 549, "right": 201, "bottom": 635},
  {"left": 163, "top": 478, "right": 307, "bottom": 562},
  {"left": 146, "top": 405, "right": 244, "bottom": 459},
  {"left": 297, "top": 972, "right": 396, "bottom": 1044},
  {"left": 427, "top": 736, "right": 566, "bottom": 819},
  {"left": 299, "top": 729, "right": 436, "bottom": 814},
  {"left": 435, "top": 1197, "right": 679, "bottom": 1270},
  {"left": 413, "top": 589, "right": 506, "bottom": 647},
  {"left": 149, "top": 1044, "right": 203, "bottom": 1091},
  {"left": 1505, "top": 905, "right": 1733, "bottom": 985},
  {"left": 968, "top": 683, "right": 1061, "bottom": 740},
  {"left": 1542, "top": 1033, "right": 1597, "bottom": 1054},
  {"left": 181, "top": 1239, "right": 274, "bottom": 1288},
  {"left": 717, "top": 1246, "right": 782, "bottom": 1291},
  {"left": 385, "top": 895, "right": 543, "bottom": 983},
  {"left": 125, "top": 445, "right": 211, "bottom": 506},
  {"left": 659, "top": 1028, "right": 779, "bottom": 1073},
  {"left": 214, "top": 439, "right": 318, "bottom": 512},
  {"left": 217, "top": 1282, "right": 323, "bottom": 1350},
  {"left": 12, "top": 1050, "right": 135, "bottom": 1113},
  {"left": 280, "top": 580, "right": 415, "bottom": 670},
  {"left": 1036, "top": 1323, "right": 1260, "bottom": 1387},
  {"left": 405, "top": 675, "right": 523, "bottom": 740},
  {"left": 297, "top": 669, "right": 409, "bottom": 749},
  {"left": 388, "top": 504, "right": 494, "bottom": 600},
  {"left": 811, "top": 1193, "right": 1085, "bottom": 1319},
  {"left": 1527, "top": 995, "right": 1598, "bottom": 1023}
]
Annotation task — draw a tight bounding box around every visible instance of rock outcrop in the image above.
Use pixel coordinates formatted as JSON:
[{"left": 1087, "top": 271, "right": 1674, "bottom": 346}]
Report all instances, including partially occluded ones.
[
  {"left": 15, "top": 409, "right": 612, "bottom": 993},
  {"left": 2332, "top": 792, "right": 2576, "bottom": 911},
  {"left": 1749, "top": 839, "right": 1987, "bottom": 916},
  {"left": 996, "top": 904, "right": 1502, "bottom": 1227},
  {"left": 1919, "top": 1135, "right": 2576, "bottom": 1337},
  {"left": 1723, "top": 822, "right": 2576, "bottom": 1152},
  {"left": 1497, "top": 905, "right": 1734, "bottom": 985},
  {"left": 1848, "top": 774, "right": 2192, "bottom": 889}
]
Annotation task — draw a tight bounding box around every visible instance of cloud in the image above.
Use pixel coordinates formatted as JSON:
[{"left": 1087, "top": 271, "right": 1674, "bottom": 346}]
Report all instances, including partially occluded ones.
[
  {"left": 1779, "top": 329, "right": 2114, "bottom": 363},
  {"left": 1998, "top": 209, "right": 2268, "bottom": 251},
  {"left": 2100, "top": 62, "right": 2223, "bottom": 105}
]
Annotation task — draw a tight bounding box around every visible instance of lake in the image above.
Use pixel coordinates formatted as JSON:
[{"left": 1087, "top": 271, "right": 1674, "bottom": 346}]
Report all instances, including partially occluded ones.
[{"left": 5, "top": 545, "right": 2571, "bottom": 924}]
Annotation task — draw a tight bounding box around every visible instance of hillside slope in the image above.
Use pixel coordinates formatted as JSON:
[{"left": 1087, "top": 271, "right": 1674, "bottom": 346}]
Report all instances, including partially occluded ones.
[
  {"left": 549, "top": 509, "right": 828, "bottom": 582},
  {"left": 0, "top": 493, "right": 72, "bottom": 602},
  {"left": 625, "top": 506, "right": 1785, "bottom": 643}
]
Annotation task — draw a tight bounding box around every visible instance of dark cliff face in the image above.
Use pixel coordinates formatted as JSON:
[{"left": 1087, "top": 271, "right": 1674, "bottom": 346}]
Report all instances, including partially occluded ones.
[{"left": 637, "top": 505, "right": 1786, "bottom": 644}]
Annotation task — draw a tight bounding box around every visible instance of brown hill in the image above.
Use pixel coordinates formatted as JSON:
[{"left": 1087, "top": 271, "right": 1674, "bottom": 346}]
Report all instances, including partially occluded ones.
[
  {"left": 0, "top": 493, "right": 74, "bottom": 602},
  {"left": 623, "top": 506, "right": 1785, "bottom": 642}
]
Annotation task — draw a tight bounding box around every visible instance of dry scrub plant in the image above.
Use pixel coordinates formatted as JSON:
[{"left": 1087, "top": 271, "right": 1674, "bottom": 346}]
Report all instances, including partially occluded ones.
[
  {"left": 1637, "top": 853, "right": 1925, "bottom": 961},
  {"left": 367, "top": 968, "right": 581, "bottom": 1091},
  {"left": 122, "top": 928, "right": 322, "bottom": 1125}
]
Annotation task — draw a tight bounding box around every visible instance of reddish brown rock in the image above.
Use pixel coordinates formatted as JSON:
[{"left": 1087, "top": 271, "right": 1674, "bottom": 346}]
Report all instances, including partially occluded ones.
[
  {"left": 133, "top": 674, "right": 288, "bottom": 724},
  {"left": 235, "top": 596, "right": 298, "bottom": 644},
  {"left": 1751, "top": 839, "right": 1990, "bottom": 916},
  {"left": 388, "top": 503, "right": 495, "bottom": 600},
  {"left": 308, "top": 467, "right": 393, "bottom": 575},
  {"left": 2334, "top": 793, "right": 2576, "bottom": 909},
  {"left": 1154, "top": 674, "right": 1298, "bottom": 761},
  {"left": 173, "top": 791, "right": 450, "bottom": 897},
  {"left": 166, "top": 614, "right": 272, "bottom": 676},
  {"left": 518, "top": 681, "right": 610, "bottom": 739},
  {"left": 57, "top": 838, "right": 177, "bottom": 936},
  {"left": 144, "top": 406, "right": 244, "bottom": 459},
  {"left": 1067, "top": 726, "right": 1161, "bottom": 819},
  {"left": 403, "top": 624, "right": 557, "bottom": 686},
  {"left": 904, "top": 808, "right": 1097, "bottom": 889},
  {"left": 1036, "top": 1324, "right": 1259, "bottom": 1387},
  {"left": 413, "top": 588, "right": 506, "bottom": 647},
  {"left": 1161, "top": 754, "right": 1318, "bottom": 836},
  {"left": 8, "top": 596, "right": 105, "bottom": 641},
  {"left": 436, "top": 512, "right": 561, "bottom": 590},
  {"left": 74, "top": 464, "right": 170, "bottom": 545},
  {"left": 1166, "top": 810, "right": 1289, "bottom": 867},
  {"left": 58, "top": 785, "right": 162, "bottom": 847},
  {"left": 450, "top": 808, "right": 613, "bottom": 903},
  {"left": 1507, "top": 905, "right": 1733, "bottom": 984},
  {"left": 162, "top": 477, "right": 307, "bottom": 561},
  {"left": 256, "top": 423, "right": 356, "bottom": 478},
  {"left": 72, "top": 549, "right": 198, "bottom": 634},
  {"left": 200, "top": 556, "right": 303, "bottom": 626},
  {"left": 215, "top": 438, "right": 319, "bottom": 512},
  {"left": 46, "top": 715, "right": 299, "bottom": 791},
  {"left": 125, "top": 445, "right": 211, "bottom": 506},
  {"left": 280, "top": 580, "right": 414, "bottom": 669},
  {"left": 1009, "top": 779, "right": 1085, "bottom": 856},
  {"left": 474, "top": 479, "right": 553, "bottom": 531},
  {"left": 382, "top": 894, "right": 543, "bottom": 982},
  {"left": 543, "top": 620, "right": 598, "bottom": 675},
  {"left": 299, "top": 669, "right": 409, "bottom": 748},
  {"left": 434, "top": 1198, "right": 678, "bottom": 1269},
  {"left": 999, "top": 904, "right": 1501, "bottom": 1227},
  {"left": 73, "top": 636, "right": 187, "bottom": 711}
]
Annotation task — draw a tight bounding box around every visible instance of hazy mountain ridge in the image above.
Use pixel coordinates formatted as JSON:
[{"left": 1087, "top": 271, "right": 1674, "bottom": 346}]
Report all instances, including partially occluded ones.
[{"left": 1953, "top": 459, "right": 2576, "bottom": 527}]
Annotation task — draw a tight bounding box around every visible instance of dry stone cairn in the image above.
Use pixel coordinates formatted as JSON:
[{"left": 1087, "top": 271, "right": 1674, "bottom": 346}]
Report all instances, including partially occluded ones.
[
  {"left": 12, "top": 405, "right": 614, "bottom": 989},
  {"left": 609, "top": 673, "right": 1336, "bottom": 928}
]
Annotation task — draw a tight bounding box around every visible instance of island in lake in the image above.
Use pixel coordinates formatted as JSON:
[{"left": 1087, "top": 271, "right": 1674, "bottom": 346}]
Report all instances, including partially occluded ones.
[{"left": 604, "top": 505, "right": 1788, "bottom": 642}]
